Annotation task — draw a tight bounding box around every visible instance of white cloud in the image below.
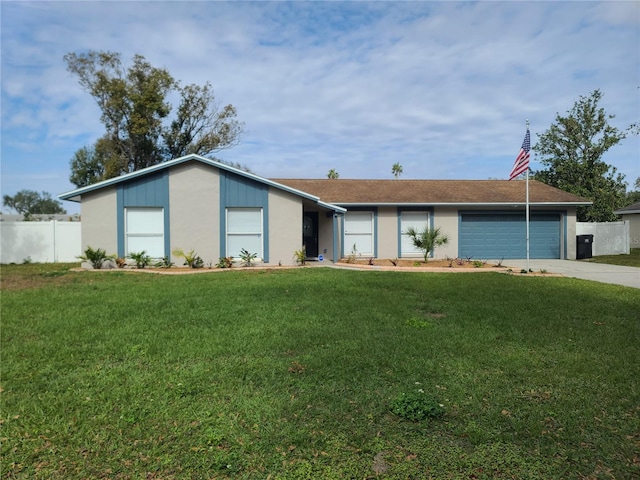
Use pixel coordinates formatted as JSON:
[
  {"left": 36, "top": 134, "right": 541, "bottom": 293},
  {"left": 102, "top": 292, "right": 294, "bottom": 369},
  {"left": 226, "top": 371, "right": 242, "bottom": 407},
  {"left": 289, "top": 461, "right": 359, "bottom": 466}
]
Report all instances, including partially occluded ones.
[{"left": 1, "top": 0, "right": 638, "bottom": 205}]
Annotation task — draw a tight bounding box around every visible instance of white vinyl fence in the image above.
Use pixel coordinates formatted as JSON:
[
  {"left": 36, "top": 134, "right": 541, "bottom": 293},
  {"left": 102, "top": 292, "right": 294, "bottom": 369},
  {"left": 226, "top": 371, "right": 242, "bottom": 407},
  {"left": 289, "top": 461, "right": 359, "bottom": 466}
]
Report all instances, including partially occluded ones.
[
  {"left": 576, "top": 221, "right": 630, "bottom": 256},
  {"left": 0, "top": 221, "right": 82, "bottom": 263}
]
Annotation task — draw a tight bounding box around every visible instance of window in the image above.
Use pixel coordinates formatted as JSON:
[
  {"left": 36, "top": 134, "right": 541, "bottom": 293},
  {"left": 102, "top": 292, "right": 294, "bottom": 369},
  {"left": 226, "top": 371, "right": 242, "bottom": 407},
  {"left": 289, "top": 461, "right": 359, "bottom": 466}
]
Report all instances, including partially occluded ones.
[
  {"left": 125, "top": 208, "right": 164, "bottom": 258},
  {"left": 344, "top": 211, "right": 374, "bottom": 256},
  {"left": 226, "top": 208, "right": 263, "bottom": 259},
  {"left": 400, "top": 211, "right": 430, "bottom": 257}
]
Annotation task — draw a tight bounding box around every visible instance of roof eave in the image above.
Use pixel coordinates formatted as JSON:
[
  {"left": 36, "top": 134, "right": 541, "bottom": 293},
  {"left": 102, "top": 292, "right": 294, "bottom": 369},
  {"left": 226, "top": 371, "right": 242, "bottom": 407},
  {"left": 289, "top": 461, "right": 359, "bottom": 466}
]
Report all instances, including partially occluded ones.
[
  {"left": 58, "top": 154, "right": 326, "bottom": 204},
  {"left": 333, "top": 201, "right": 593, "bottom": 207}
]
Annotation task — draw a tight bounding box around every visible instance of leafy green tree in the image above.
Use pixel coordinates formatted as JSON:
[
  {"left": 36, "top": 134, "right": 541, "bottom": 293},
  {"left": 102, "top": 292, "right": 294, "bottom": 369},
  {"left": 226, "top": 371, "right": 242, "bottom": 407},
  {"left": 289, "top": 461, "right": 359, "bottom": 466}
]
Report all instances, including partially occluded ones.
[
  {"left": 532, "top": 90, "right": 628, "bottom": 222},
  {"left": 391, "top": 162, "right": 403, "bottom": 178},
  {"left": 65, "top": 51, "right": 244, "bottom": 187},
  {"left": 625, "top": 177, "right": 640, "bottom": 205},
  {"left": 3, "top": 190, "right": 67, "bottom": 219},
  {"left": 327, "top": 168, "right": 339, "bottom": 179},
  {"left": 404, "top": 226, "right": 449, "bottom": 262}
]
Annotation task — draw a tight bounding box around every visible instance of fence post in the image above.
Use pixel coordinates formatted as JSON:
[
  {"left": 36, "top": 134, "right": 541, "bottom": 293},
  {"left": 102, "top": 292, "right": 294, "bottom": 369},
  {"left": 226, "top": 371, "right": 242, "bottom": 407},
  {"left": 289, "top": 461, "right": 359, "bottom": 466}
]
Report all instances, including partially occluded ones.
[{"left": 53, "top": 220, "right": 57, "bottom": 263}]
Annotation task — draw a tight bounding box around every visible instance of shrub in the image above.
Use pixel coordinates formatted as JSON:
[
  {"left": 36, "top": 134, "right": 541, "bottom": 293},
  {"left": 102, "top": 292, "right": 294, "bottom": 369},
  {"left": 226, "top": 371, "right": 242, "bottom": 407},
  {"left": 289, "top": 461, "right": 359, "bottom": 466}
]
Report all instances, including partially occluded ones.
[
  {"left": 345, "top": 244, "right": 359, "bottom": 263},
  {"left": 404, "top": 226, "right": 449, "bottom": 262},
  {"left": 390, "top": 388, "right": 445, "bottom": 422},
  {"left": 128, "top": 251, "right": 151, "bottom": 269},
  {"left": 239, "top": 248, "right": 257, "bottom": 267},
  {"left": 78, "top": 246, "right": 115, "bottom": 269},
  {"left": 172, "top": 248, "right": 204, "bottom": 269},
  {"left": 216, "top": 257, "right": 233, "bottom": 268},
  {"left": 155, "top": 256, "right": 174, "bottom": 268},
  {"left": 293, "top": 247, "right": 306, "bottom": 266}
]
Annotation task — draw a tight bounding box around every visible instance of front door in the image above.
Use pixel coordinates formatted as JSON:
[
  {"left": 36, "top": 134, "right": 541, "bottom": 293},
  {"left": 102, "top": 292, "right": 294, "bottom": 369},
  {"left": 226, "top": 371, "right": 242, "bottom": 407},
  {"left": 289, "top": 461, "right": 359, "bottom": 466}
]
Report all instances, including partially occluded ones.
[{"left": 303, "top": 212, "right": 319, "bottom": 258}]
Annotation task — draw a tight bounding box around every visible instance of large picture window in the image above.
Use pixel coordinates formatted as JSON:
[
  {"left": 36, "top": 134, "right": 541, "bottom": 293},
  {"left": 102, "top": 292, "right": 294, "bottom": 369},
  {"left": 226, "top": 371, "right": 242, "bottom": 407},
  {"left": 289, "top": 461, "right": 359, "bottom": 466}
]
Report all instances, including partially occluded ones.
[
  {"left": 344, "top": 211, "right": 374, "bottom": 256},
  {"left": 226, "top": 208, "right": 263, "bottom": 259},
  {"left": 125, "top": 208, "right": 164, "bottom": 258},
  {"left": 400, "top": 211, "right": 430, "bottom": 256}
]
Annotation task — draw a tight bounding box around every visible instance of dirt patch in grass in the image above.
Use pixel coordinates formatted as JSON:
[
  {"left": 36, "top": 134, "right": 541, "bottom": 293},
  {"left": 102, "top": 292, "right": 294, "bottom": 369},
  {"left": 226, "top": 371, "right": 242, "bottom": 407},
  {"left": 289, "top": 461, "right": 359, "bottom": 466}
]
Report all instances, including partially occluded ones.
[{"left": 1, "top": 264, "right": 80, "bottom": 291}]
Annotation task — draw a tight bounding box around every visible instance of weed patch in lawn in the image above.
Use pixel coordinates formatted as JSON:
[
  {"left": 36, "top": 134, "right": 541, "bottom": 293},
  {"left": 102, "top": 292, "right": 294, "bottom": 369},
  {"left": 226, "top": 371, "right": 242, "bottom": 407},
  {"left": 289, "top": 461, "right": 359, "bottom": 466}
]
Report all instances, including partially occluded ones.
[{"left": 2, "top": 265, "right": 639, "bottom": 478}]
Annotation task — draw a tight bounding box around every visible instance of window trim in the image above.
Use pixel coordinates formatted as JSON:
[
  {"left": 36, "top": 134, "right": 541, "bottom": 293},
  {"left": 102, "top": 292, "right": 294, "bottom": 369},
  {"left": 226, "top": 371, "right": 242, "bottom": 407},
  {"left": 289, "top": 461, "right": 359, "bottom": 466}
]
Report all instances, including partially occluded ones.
[
  {"left": 225, "top": 207, "right": 264, "bottom": 260},
  {"left": 124, "top": 207, "right": 165, "bottom": 258},
  {"left": 344, "top": 210, "right": 375, "bottom": 256},
  {"left": 399, "top": 210, "right": 431, "bottom": 257}
]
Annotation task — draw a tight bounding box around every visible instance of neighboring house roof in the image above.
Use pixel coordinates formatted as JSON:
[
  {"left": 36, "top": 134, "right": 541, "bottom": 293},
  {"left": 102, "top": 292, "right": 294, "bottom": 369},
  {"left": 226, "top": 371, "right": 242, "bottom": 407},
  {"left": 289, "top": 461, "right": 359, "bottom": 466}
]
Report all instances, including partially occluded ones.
[
  {"left": 614, "top": 201, "right": 640, "bottom": 215},
  {"left": 58, "top": 154, "right": 346, "bottom": 213},
  {"left": 270, "top": 179, "right": 592, "bottom": 206}
]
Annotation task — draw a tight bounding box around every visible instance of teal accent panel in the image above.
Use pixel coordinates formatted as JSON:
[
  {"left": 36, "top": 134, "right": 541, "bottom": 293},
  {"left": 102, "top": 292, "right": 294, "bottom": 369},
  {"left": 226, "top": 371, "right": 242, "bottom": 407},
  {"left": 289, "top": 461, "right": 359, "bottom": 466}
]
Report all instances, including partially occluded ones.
[
  {"left": 223, "top": 173, "right": 268, "bottom": 207},
  {"left": 458, "top": 211, "right": 561, "bottom": 259},
  {"left": 122, "top": 171, "right": 169, "bottom": 206},
  {"left": 117, "top": 186, "right": 124, "bottom": 257},
  {"left": 118, "top": 171, "right": 171, "bottom": 258},
  {"left": 219, "top": 171, "right": 270, "bottom": 261}
]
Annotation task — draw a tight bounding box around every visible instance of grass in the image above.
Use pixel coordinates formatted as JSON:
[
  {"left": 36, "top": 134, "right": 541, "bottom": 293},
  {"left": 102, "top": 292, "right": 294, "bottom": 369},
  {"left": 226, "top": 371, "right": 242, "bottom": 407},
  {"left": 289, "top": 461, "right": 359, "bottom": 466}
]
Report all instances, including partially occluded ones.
[
  {"left": 2, "top": 264, "right": 639, "bottom": 479},
  {"left": 580, "top": 247, "right": 640, "bottom": 267}
]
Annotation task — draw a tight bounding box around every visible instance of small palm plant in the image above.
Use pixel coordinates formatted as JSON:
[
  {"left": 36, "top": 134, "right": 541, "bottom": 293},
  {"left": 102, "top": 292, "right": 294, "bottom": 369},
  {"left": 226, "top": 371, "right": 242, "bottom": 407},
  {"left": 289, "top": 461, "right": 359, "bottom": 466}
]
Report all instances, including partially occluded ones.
[
  {"left": 128, "top": 250, "right": 151, "bottom": 269},
  {"left": 404, "top": 226, "right": 449, "bottom": 262},
  {"left": 78, "top": 246, "right": 115, "bottom": 269}
]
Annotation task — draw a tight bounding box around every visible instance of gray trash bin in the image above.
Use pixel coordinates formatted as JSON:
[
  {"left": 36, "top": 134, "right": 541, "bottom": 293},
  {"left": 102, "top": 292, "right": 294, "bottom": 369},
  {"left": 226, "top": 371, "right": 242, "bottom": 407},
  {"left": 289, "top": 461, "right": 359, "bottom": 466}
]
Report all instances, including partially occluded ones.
[{"left": 576, "top": 234, "right": 593, "bottom": 259}]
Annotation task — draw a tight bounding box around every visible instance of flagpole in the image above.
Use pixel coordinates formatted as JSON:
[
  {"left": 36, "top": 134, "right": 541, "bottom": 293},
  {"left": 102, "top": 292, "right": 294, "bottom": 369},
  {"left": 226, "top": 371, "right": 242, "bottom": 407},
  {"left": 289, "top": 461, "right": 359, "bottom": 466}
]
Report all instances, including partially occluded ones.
[{"left": 525, "top": 119, "right": 530, "bottom": 272}]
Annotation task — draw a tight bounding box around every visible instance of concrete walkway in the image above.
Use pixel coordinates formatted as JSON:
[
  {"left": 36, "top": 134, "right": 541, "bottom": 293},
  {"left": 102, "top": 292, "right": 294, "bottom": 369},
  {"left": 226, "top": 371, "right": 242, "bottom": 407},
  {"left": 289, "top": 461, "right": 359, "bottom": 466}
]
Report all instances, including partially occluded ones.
[{"left": 501, "top": 259, "right": 640, "bottom": 289}]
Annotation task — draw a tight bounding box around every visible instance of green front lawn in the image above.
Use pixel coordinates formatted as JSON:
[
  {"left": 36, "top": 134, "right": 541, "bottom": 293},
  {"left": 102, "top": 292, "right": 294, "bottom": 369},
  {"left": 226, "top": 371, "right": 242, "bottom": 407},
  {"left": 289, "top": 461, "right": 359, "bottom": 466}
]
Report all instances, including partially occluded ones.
[
  {"left": 2, "top": 265, "right": 639, "bottom": 479},
  {"left": 580, "top": 248, "right": 640, "bottom": 267}
]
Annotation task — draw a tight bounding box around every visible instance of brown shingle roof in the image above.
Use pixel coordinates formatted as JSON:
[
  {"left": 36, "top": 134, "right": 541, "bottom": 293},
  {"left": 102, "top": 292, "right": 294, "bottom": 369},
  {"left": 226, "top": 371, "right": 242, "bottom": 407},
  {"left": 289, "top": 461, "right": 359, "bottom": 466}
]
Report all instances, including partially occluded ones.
[
  {"left": 270, "top": 179, "right": 591, "bottom": 205},
  {"left": 614, "top": 201, "right": 640, "bottom": 214}
]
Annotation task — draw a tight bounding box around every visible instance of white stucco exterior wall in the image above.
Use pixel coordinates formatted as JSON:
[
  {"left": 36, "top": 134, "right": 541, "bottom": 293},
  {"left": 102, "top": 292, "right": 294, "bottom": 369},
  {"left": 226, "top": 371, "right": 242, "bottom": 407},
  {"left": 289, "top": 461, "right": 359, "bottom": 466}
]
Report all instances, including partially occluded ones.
[
  {"left": 268, "top": 188, "right": 302, "bottom": 265},
  {"left": 433, "top": 207, "right": 459, "bottom": 259},
  {"left": 376, "top": 207, "right": 398, "bottom": 259},
  {"left": 169, "top": 162, "right": 220, "bottom": 265},
  {"left": 81, "top": 187, "right": 118, "bottom": 255}
]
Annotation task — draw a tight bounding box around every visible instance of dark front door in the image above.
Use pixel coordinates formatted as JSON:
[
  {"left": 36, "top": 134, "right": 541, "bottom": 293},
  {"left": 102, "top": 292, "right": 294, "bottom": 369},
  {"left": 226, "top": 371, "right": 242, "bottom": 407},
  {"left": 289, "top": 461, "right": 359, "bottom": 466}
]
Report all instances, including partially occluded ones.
[{"left": 303, "top": 212, "right": 319, "bottom": 258}]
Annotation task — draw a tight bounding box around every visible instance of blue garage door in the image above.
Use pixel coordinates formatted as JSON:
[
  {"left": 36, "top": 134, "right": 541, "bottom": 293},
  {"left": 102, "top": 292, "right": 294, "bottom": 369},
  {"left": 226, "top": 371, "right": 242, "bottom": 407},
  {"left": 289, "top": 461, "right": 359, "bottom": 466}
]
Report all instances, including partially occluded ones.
[{"left": 459, "top": 213, "right": 561, "bottom": 259}]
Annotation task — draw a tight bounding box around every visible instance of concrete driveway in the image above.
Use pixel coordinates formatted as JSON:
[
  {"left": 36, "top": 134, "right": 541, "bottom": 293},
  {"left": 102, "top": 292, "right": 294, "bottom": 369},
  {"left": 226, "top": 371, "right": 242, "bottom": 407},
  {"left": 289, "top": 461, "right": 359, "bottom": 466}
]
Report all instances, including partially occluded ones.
[{"left": 502, "top": 259, "right": 640, "bottom": 289}]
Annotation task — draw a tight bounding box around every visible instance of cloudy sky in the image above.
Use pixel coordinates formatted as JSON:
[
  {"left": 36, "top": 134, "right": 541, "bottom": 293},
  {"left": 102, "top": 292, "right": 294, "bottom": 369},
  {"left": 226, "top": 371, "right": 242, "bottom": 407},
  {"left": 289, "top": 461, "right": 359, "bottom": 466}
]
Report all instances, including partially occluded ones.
[{"left": 2, "top": 1, "right": 639, "bottom": 214}]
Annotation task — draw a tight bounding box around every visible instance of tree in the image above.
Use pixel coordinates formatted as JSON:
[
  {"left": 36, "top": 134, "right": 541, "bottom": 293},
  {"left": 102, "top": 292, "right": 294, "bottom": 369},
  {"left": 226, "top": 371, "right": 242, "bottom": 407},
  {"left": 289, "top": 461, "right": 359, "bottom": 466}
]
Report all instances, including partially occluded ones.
[
  {"left": 64, "top": 51, "right": 244, "bottom": 187},
  {"left": 327, "top": 168, "right": 340, "bottom": 179},
  {"left": 532, "top": 90, "right": 628, "bottom": 222},
  {"left": 3, "top": 190, "right": 67, "bottom": 219},
  {"left": 391, "top": 162, "right": 403, "bottom": 178},
  {"left": 625, "top": 177, "right": 640, "bottom": 205},
  {"left": 404, "top": 226, "right": 449, "bottom": 262}
]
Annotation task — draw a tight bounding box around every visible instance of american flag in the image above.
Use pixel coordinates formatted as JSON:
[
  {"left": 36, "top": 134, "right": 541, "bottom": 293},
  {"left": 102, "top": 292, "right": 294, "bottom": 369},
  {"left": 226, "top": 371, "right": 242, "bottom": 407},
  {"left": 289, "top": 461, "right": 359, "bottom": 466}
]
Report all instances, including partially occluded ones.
[{"left": 509, "top": 128, "right": 531, "bottom": 180}]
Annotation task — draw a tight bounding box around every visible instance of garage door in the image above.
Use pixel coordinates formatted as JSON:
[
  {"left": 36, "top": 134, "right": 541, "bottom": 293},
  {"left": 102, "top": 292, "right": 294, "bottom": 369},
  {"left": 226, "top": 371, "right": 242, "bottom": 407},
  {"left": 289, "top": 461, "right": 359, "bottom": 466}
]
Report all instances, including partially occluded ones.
[{"left": 459, "top": 213, "right": 561, "bottom": 259}]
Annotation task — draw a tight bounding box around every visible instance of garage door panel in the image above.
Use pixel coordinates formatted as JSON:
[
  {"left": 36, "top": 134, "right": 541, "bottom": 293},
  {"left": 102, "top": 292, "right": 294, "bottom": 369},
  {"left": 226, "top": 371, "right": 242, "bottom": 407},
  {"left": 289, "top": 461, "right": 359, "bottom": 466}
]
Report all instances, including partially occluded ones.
[{"left": 459, "top": 213, "right": 560, "bottom": 259}]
